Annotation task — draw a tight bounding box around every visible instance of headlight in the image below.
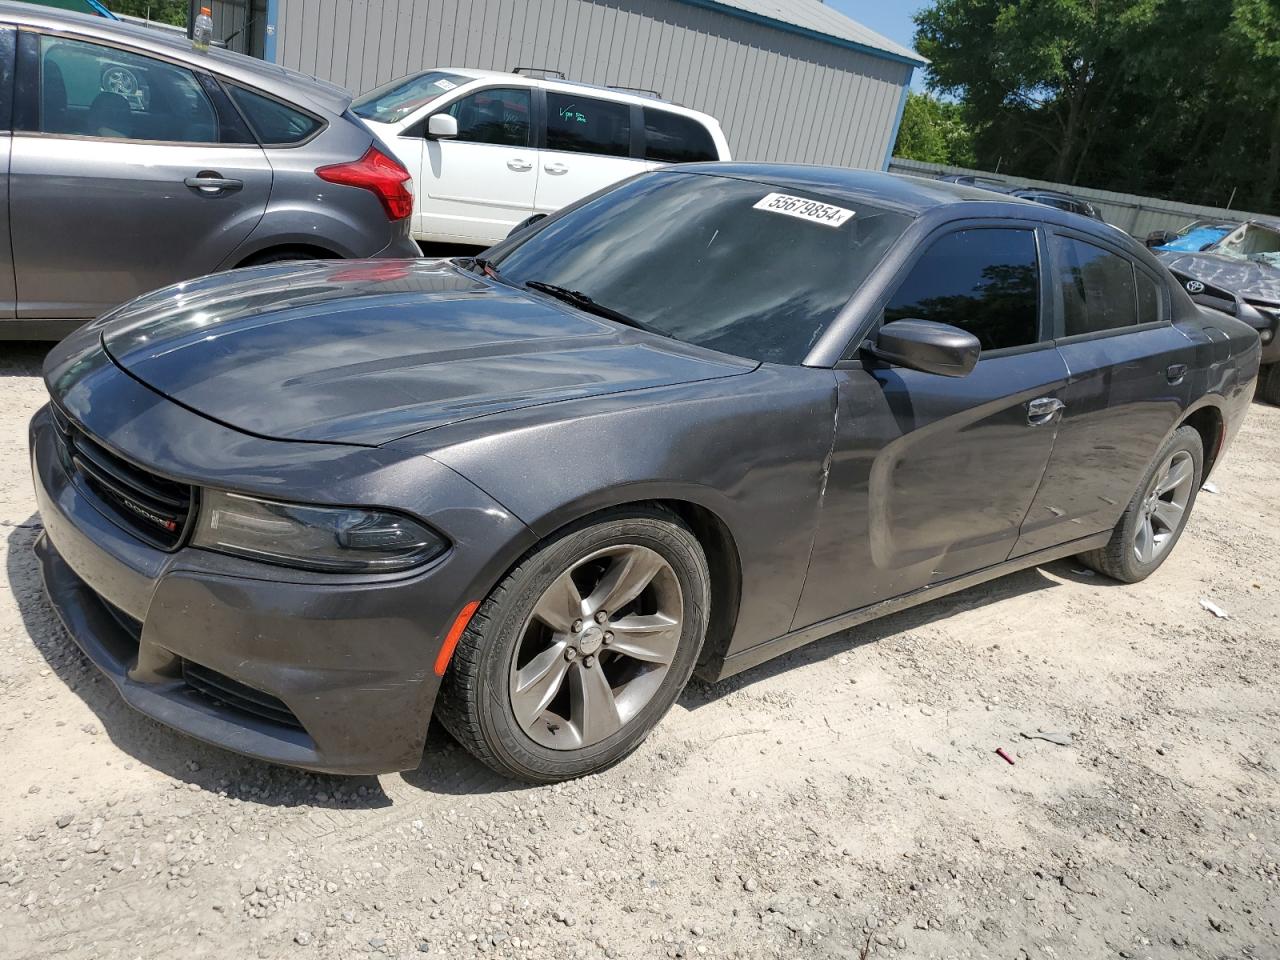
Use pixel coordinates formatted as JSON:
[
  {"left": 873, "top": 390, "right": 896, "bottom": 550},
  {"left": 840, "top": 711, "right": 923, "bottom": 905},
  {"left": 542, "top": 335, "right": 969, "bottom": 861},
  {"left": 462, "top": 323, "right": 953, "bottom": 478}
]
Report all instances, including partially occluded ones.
[{"left": 191, "top": 490, "right": 446, "bottom": 572}]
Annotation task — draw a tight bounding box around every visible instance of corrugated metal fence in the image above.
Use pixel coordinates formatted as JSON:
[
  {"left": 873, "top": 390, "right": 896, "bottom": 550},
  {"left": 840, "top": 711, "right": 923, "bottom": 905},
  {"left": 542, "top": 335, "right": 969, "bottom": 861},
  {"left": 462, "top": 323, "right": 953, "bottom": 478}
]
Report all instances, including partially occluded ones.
[
  {"left": 272, "top": 0, "right": 912, "bottom": 169},
  {"left": 889, "top": 158, "right": 1266, "bottom": 238}
]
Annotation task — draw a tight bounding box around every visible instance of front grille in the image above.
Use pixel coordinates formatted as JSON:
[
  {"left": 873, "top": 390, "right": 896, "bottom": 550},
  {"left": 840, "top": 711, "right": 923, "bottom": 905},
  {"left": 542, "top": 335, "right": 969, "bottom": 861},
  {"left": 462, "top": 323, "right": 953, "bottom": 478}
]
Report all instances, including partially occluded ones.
[
  {"left": 182, "top": 660, "right": 304, "bottom": 730},
  {"left": 51, "top": 403, "right": 195, "bottom": 550}
]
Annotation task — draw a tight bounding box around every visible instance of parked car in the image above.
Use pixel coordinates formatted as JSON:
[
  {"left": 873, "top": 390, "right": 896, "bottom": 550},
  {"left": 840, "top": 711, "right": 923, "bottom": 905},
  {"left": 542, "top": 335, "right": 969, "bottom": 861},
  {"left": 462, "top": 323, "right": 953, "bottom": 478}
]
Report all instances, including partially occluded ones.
[
  {"left": 1156, "top": 218, "right": 1280, "bottom": 404},
  {"left": 937, "top": 176, "right": 1103, "bottom": 220},
  {"left": 1146, "top": 218, "right": 1238, "bottom": 253},
  {"left": 0, "top": 2, "right": 419, "bottom": 340},
  {"left": 33, "top": 166, "right": 1259, "bottom": 782},
  {"left": 352, "top": 67, "right": 731, "bottom": 245}
]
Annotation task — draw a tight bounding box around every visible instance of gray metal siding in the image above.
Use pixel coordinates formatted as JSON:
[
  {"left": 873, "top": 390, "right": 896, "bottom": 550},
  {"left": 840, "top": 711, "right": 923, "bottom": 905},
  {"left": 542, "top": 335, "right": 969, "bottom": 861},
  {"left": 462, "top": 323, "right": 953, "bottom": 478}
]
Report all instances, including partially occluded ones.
[{"left": 273, "top": 0, "right": 910, "bottom": 167}]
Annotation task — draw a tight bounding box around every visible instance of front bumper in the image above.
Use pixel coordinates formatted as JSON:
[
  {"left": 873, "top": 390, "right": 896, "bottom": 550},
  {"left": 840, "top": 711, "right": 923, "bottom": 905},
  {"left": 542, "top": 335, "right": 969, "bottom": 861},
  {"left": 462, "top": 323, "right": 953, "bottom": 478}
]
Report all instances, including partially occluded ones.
[{"left": 29, "top": 391, "right": 531, "bottom": 775}]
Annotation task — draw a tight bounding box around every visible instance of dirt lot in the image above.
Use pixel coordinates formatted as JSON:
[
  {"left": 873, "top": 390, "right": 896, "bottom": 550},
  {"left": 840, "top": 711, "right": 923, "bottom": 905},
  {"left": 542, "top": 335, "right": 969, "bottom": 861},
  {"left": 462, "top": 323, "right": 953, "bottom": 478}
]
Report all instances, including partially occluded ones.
[{"left": 1, "top": 341, "right": 1276, "bottom": 960}]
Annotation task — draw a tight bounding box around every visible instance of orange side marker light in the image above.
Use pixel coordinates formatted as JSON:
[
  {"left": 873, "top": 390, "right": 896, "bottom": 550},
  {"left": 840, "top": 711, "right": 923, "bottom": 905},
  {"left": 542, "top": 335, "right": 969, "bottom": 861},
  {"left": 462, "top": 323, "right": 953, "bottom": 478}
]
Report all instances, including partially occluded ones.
[{"left": 434, "top": 601, "right": 480, "bottom": 676}]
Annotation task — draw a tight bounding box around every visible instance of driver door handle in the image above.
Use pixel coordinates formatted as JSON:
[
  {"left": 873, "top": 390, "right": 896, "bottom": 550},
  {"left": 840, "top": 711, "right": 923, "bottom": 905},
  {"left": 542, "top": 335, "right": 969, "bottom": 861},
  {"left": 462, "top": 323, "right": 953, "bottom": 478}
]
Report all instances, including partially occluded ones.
[
  {"left": 544, "top": 162, "right": 568, "bottom": 175},
  {"left": 184, "top": 172, "right": 242, "bottom": 194},
  {"left": 506, "top": 158, "right": 532, "bottom": 172},
  {"left": 1027, "top": 397, "right": 1065, "bottom": 425}
]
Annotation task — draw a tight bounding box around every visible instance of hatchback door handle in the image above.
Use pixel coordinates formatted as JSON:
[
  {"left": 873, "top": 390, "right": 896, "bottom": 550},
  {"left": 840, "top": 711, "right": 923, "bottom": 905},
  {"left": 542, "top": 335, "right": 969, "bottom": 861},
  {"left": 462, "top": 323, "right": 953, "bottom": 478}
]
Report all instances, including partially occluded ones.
[
  {"left": 1027, "top": 397, "right": 1065, "bottom": 425},
  {"left": 1166, "top": 363, "right": 1188, "bottom": 383},
  {"left": 544, "top": 162, "right": 568, "bottom": 175},
  {"left": 506, "top": 158, "right": 532, "bottom": 172},
  {"left": 184, "top": 173, "right": 242, "bottom": 194}
]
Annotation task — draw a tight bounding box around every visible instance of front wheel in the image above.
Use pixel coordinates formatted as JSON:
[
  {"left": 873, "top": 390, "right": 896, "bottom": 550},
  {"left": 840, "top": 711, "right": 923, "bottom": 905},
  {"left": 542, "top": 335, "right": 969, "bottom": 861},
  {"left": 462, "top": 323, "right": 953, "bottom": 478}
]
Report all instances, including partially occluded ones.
[
  {"left": 437, "top": 506, "right": 710, "bottom": 783},
  {"left": 1077, "top": 425, "right": 1203, "bottom": 583}
]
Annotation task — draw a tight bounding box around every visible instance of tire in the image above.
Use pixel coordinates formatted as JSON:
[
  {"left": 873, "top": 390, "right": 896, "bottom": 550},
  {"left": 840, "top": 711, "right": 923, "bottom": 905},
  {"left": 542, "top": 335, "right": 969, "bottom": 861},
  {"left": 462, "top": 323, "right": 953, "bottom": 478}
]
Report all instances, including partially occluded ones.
[
  {"left": 437, "top": 505, "right": 711, "bottom": 783},
  {"left": 1258, "top": 363, "right": 1280, "bottom": 406},
  {"left": 1077, "top": 425, "right": 1203, "bottom": 583},
  {"left": 241, "top": 249, "right": 323, "bottom": 267}
]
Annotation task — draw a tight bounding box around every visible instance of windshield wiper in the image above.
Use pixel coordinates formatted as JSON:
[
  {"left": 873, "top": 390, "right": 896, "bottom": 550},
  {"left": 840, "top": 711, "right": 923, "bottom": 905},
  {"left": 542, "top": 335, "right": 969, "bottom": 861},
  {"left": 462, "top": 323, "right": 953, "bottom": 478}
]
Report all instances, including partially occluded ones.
[
  {"left": 524, "top": 281, "right": 658, "bottom": 333},
  {"left": 463, "top": 256, "right": 504, "bottom": 280}
]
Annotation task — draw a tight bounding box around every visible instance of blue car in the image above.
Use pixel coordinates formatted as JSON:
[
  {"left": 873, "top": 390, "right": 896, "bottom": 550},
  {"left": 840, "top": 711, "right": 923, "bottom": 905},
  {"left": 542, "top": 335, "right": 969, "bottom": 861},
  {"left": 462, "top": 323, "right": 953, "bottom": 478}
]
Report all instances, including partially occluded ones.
[{"left": 1148, "top": 219, "right": 1237, "bottom": 253}]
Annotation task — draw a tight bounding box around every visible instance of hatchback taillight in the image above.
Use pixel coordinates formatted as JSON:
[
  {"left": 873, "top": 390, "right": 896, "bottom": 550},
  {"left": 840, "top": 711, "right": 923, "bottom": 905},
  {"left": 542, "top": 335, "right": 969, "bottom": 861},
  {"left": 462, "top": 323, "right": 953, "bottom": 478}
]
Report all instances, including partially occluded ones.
[{"left": 316, "top": 146, "right": 413, "bottom": 221}]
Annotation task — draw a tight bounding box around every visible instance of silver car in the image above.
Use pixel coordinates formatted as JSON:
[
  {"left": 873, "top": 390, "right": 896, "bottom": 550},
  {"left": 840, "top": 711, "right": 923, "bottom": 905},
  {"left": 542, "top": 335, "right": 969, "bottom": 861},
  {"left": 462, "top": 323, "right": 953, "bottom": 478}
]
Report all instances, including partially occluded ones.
[{"left": 0, "top": 2, "right": 420, "bottom": 339}]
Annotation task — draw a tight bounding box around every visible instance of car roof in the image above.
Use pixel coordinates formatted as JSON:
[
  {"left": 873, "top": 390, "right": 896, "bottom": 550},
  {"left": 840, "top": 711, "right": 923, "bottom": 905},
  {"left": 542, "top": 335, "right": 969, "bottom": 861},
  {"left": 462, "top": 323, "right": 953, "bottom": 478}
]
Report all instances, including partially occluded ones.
[
  {"left": 676, "top": 163, "right": 1044, "bottom": 214},
  {"left": 0, "top": 0, "right": 353, "bottom": 116}
]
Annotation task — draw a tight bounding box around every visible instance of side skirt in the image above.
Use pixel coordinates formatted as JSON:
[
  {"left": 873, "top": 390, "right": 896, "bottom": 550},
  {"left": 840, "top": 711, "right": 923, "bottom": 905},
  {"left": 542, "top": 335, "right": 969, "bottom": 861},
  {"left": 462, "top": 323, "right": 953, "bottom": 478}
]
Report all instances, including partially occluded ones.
[
  {"left": 0, "top": 319, "right": 84, "bottom": 341},
  {"left": 707, "top": 531, "right": 1111, "bottom": 681}
]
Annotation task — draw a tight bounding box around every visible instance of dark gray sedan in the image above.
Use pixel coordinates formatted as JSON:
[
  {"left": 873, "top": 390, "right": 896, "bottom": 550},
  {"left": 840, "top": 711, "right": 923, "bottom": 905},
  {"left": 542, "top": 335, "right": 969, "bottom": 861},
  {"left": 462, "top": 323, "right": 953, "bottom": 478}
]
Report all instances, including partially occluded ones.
[
  {"left": 0, "top": 2, "right": 419, "bottom": 340},
  {"left": 32, "top": 165, "right": 1260, "bottom": 782}
]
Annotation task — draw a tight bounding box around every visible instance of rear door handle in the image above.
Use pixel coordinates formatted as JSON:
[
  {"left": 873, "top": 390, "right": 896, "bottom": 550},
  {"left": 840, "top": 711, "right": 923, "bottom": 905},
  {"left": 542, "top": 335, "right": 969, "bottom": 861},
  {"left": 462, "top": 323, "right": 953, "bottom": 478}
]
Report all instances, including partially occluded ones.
[
  {"left": 506, "top": 158, "right": 532, "bottom": 172},
  {"left": 184, "top": 173, "right": 242, "bottom": 194},
  {"left": 544, "top": 162, "right": 568, "bottom": 175},
  {"left": 1027, "top": 397, "right": 1065, "bottom": 425},
  {"left": 1166, "top": 363, "right": 1188, "bottom": 383}
]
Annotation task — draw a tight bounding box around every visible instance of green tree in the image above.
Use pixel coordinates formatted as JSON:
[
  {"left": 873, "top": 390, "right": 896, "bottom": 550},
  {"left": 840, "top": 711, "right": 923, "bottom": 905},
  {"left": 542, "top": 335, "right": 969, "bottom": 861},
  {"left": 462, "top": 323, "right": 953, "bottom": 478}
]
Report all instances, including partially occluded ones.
[
  {"left": 894, "top": 92, "right": 976, "bottom": 167},
  {"left": 104, "top": 1, "right": 188, "bottom": 27}
]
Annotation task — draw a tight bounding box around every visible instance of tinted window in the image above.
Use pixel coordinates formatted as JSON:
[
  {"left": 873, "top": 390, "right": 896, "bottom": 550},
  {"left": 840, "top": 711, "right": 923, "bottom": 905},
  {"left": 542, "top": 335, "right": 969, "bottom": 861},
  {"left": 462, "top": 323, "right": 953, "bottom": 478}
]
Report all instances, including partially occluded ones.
[
  {"left": 443, "top": 87, "right": 530, "bottom": 147},
  {"left": 1136, "top": 270, "right": 1161, "bottom": 325},
  {"left": 352, "top": 70, "right": 467, "bottom": 124},
  {"left": 38, "top": 36, "right": 217, "bottom": 142},
  {"left": 226, "top": 85, "right": 321, "bottom": 144},
  {"left": 0, "top": 29, "right": 13, "bottom": 131},
  {"left": 644, "top": 108, "right": 717, "bottom": 163},
  {"left": 490, "top": 172, "right": 912, "bottom": 364},
  {"left": 884, "top": 229, "right": 1041, "bottom": 352},
  {"left": 1055, "top": 237, "right": 1139, "bottom": 336},
  {"left": 546, "top": 92, "right": 630, "bottom": 157}
]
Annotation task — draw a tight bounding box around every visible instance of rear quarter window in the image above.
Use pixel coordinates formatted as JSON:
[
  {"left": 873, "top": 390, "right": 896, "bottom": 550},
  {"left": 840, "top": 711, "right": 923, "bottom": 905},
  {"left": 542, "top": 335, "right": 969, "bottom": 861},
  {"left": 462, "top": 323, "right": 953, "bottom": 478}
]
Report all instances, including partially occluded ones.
[
  {"left": 226, "top": 84, "right": 322, "bottom": 144},
  {"left": 643, "top": 108, "right": 718, "bottom": 163}
]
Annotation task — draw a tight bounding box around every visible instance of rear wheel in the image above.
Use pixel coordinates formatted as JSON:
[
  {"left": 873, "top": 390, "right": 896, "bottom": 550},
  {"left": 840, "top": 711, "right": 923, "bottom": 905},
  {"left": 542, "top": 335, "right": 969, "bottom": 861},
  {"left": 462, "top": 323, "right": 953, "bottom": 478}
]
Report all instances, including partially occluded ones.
[
  {"left": 1258, "top": 363, "right": 1280, "bottom": 406},
  {"left": 437, "top": 506, "right": 710, "bottom": 782},
  {"left": 1077, "top": 425, "right": 1203, "bottom": 583},
  {"left": 240, "top": 248, "right": 325, "bottom": 267}
]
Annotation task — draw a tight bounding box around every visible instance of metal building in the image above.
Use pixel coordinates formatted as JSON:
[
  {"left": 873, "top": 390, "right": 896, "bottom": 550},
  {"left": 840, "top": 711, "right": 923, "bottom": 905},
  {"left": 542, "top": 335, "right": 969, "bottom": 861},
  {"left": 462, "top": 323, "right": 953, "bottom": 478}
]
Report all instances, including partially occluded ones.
[{"left": 247, "top": 0, "right": 923, "bottom": 169}]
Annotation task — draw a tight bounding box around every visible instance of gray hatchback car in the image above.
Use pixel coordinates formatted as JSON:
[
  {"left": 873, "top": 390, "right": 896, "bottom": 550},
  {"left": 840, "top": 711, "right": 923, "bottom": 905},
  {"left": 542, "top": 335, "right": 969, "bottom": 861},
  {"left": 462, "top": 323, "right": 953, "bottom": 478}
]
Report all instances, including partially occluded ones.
[{"left": 0, "top": 2, "right": 420, "bottom": 339}]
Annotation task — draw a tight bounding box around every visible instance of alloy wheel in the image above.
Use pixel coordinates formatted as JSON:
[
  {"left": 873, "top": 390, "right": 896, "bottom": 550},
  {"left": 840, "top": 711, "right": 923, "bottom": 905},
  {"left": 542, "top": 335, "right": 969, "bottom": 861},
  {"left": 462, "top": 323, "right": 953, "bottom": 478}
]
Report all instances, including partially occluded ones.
[
  {"left": 1133, "top": 450, "right": 1194, "bottom": 564},
  {"left": 508, "top": 544, "right": 684, "bottom": 750}
]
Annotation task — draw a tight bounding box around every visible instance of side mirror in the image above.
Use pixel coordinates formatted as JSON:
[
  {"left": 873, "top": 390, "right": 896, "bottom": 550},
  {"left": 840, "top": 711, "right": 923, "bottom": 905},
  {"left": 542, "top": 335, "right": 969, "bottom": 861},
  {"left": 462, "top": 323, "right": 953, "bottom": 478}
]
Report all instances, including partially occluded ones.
[
  {"left": 1145, "top": 230, "right": 1176, "bottom": 248},
  {"left": 506, "top": 213, "right": 546, "bottom": 239},
  {"left": 427, "top": 114, "right": 458, "bottom": 139},
  {"left": 865, "top": 319, "right": 981, "bottom": 378}
]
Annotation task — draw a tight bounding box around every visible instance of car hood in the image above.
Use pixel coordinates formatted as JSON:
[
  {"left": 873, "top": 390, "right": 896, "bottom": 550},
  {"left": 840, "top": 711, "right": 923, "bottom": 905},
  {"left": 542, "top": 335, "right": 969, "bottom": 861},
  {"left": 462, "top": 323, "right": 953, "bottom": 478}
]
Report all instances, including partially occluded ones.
[
  {"left": 99, "top": 259, "right": 755, "bottom": 446},
  {"left": 1158, "top": 250, "right": 1280, "bottom": 303}
]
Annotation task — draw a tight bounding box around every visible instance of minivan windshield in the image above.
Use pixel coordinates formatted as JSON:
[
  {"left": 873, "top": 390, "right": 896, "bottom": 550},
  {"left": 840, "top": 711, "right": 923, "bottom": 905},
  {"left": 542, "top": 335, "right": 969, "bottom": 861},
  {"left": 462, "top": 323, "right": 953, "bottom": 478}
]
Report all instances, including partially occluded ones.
[
  {"left": 352, "top": 71, "right": 468, "bottom": 124},
  {"left": 489, "top": 171, "right": 912, "bottom": 364}
]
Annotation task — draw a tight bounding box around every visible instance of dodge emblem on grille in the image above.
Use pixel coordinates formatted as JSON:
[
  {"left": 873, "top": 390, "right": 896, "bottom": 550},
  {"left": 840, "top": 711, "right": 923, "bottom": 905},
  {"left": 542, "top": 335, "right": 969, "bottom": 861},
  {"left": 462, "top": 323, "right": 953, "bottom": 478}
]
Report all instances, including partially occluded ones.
[{"left": 119, "top": 496, "right": 178, "bottom": 532}]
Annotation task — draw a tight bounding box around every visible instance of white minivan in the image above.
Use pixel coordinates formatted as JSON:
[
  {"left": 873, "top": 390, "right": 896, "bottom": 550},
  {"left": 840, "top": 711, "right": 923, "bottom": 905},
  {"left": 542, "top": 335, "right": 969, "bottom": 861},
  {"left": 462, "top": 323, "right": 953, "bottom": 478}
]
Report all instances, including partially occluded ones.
[{"left": 352, "top": 68, "right": 731, "bottom": 245}]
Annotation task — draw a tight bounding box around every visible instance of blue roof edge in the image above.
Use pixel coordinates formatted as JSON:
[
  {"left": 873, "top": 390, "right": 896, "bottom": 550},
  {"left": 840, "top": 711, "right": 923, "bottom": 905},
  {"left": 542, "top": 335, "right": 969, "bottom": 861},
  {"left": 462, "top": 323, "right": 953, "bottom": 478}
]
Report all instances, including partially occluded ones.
[{"left": 672, "top": 0, "right": 927, "bottom": 68}]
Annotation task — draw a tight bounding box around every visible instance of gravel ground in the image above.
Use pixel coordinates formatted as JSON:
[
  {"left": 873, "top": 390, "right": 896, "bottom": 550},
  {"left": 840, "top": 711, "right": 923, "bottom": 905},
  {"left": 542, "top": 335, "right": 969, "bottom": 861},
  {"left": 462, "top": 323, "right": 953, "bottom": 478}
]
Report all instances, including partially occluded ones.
[{"left": 1, "top": 341, "right": 1277, "bottom": 960}]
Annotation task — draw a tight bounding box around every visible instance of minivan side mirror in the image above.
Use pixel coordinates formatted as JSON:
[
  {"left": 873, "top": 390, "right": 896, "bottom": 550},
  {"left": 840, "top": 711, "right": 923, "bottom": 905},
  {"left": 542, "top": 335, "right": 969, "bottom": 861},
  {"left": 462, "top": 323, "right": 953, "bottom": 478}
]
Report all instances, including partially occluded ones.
[
  {"left": 427, "top": 114, "right": 458, "bottom": 139},
  {"left": 865, "top": 319, "right": 981, "bottom": 378}
]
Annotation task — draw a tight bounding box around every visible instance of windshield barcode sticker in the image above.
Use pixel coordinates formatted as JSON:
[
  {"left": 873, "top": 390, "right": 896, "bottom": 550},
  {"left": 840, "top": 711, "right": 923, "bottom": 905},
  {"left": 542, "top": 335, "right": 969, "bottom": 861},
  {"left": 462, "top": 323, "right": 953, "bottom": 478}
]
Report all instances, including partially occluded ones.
[{"left": 752, "top": 193, "right": 854, "bottom": 228}]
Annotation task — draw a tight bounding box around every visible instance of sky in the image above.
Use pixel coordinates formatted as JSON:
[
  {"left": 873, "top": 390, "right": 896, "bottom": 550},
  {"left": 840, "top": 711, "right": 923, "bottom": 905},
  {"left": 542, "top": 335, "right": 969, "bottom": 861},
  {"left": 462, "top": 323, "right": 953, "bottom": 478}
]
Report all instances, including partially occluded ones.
[{"left": 828, "top": 1, "right": 930, "bottom": 89}]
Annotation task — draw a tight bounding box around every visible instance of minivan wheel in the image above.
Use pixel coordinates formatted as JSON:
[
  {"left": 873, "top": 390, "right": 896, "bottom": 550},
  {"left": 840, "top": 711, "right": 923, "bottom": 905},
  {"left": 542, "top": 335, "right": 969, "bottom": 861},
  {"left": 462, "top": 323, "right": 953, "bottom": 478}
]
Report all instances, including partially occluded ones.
[
  {"left": 437, "top": 506, "right": 710, "bottom": 783},
  {"left": 1077, "top": 425, "right": 1203, "bottom": 583}
]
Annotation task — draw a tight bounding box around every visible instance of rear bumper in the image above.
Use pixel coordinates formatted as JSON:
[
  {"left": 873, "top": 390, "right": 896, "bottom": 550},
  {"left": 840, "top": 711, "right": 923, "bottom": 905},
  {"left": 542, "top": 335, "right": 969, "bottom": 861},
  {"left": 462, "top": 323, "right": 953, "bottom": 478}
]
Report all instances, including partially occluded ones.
[{"left": 29, "top": 394, "right": 530, "bottom": 775}]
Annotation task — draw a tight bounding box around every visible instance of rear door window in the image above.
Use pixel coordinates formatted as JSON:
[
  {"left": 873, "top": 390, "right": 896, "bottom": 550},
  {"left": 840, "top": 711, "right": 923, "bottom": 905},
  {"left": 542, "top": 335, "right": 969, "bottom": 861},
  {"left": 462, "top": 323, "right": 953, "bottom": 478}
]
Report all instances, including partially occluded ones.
[
  {"left": 441, "top": 87, "right": 531, "bottom": 147},
  {"left": 883, "top": 228, "right": 1042, "bottom": 352},
  {"left": 37, "top": 35, "right": 218, "bottom": 143},
  {"left": 643, "top": 108, "right": 717, "bottom": 163},
  {"left": 225, "top": 84, "right": 321, "bottom": 144},
  {"left": 1054, "top": 236, "right": 1140, "bottom": 336},
  {"left": 545, "top": 92, "right": 630, "bottom": 157}
]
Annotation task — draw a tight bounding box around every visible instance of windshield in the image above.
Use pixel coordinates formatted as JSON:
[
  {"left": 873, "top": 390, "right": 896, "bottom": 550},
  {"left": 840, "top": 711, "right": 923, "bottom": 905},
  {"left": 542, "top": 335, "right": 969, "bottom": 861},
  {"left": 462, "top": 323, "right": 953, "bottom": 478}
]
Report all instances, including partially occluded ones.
[
  {"left": 1209, "top": 222, "right": 1280, "bottom": 266},
  {"left": 352, "top": 71, "right": 468, "bottom": 124},
  {"left": 489, "top": 171, "right": 912, "bottom": 364}
]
